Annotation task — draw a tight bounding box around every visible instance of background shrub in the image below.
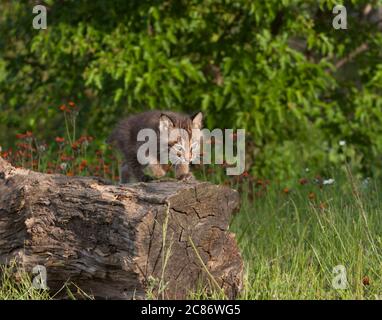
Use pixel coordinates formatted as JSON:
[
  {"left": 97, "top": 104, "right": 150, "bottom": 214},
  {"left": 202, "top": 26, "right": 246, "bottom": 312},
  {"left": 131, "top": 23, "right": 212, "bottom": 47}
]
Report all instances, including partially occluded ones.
[{"left": 1, "top": 0, "right": 382, "bottom": 180}]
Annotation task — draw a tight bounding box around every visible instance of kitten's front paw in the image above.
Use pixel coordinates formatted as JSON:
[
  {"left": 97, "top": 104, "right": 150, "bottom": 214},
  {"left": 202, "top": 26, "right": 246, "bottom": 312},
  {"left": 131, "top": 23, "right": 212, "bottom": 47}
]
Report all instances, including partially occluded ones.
[{"left": 178, "top": 173, "right": 195, "bottom": 182}]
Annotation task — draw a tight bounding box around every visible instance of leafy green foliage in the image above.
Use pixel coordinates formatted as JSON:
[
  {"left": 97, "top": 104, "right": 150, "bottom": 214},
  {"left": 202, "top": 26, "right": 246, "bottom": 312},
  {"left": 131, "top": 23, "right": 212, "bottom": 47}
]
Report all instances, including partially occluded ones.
[{"left": 1, "top": 0, "right": 382, "bottom": 180}]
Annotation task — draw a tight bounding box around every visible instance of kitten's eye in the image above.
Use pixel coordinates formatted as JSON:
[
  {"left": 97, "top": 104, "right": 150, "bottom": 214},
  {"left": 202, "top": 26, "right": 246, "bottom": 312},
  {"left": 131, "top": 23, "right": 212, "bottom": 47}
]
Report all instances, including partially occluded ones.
[{"left": 173, "top": 143, "right": 185, "bottom": 152}]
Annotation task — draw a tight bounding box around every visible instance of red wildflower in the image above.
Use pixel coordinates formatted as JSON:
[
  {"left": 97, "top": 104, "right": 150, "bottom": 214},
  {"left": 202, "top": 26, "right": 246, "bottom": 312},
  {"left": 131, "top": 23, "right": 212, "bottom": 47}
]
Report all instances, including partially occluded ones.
[
  {"left": 103, "top": 164, "right": 111, "bottom": 174},
  {"left": 71, "top": 142, "right": 80, "bottom": 150},
  {"left": 299, "top": 178, "right": 308, "bottom": 185},
  {"left": 16, "top": 142, "right": 29, "bottom": 150},
  {"left": 283, "top": 187, "right": 290, "bottom": 194},
  {"left": 77, "top": 135, "right": 93, "bottom": 145},
  {"left": 319, "top": 202, "right": 326, "bottom": 210},
  {"left": 15, "top": 131, "right": 33, "bottom": 139},
  {"left": 59, "top": 104, "right": 69, "bottom": 112},
  {"left": 55, "top": 137, "right": 65, "bottom": 143},
  {"left": 79, "top": 159, "right": 88, "bottom": 171},
  {"left": 1, "top": 150, "right": 10, "bottom": 158},
  {"left": 240, "top": 171, "right": 249, "bottom": 178},
  {"left": 362, "top": 276, "right": 370, "bottom": 286},
  {"left": 68, "top": 101, "right": 76, "bottom": 107},
  {"left": 60, "top": 154, "right": 73, "bottom": 162}
]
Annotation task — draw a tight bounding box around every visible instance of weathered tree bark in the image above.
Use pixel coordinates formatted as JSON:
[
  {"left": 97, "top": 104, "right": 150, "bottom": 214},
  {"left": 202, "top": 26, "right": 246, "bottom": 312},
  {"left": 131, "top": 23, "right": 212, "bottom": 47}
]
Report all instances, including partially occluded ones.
[{"left": 0, "top": 157, "right": 242, "bottom": 299}]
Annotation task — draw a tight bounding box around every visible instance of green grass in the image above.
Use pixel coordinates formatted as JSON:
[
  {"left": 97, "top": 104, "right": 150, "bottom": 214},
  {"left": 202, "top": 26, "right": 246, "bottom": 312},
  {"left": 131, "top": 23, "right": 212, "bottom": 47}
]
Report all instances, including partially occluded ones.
[
  {"left": 0, "top": 261, "right": 51, "bottom": 300},
  {"left": 229, "top": 170, "right": 382, "bottom": 299},
  {"left": 1, "top": 168, "right": 381, "bottom": 300}
]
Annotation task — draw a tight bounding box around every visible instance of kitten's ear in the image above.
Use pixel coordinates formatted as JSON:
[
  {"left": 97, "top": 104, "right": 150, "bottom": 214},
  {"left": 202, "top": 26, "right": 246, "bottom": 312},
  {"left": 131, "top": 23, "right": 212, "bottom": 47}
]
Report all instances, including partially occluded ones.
[
  {"left": 159, "top": 114, "right": 174, "bottom": 131},
  {"left": 191, "top": 111, "right": 203, "bottom": 129}
]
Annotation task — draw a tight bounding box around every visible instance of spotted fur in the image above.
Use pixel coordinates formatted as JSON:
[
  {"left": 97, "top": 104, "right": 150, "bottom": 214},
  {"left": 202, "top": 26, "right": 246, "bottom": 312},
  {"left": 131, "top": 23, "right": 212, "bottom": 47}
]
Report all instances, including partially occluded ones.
[{"left": 107, "top": 110, "right": 203, "bottom": 182}]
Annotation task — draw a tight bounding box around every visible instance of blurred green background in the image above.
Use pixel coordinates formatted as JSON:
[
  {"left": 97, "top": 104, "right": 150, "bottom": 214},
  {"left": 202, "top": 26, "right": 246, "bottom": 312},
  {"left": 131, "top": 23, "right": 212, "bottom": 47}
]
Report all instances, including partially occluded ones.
[{"left": 1, "top": 0, "right": 382, "bottom": 180}]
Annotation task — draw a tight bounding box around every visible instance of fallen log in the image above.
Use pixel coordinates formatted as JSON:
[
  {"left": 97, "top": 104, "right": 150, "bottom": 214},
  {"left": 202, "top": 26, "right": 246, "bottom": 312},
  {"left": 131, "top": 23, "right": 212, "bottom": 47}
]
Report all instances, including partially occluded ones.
[{"left": 0, "top": 157, "right": 243, "bottom": 299}]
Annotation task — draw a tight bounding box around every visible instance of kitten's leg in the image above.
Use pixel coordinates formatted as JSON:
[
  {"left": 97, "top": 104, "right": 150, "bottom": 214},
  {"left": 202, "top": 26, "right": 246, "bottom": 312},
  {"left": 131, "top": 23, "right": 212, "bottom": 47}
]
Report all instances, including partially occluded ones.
[
  {"left": 129, "top": 160, "right": 153, "bottom": 182},
  {"left": 174, "top": 163, "right": 194, "bottom": 181},
  {"left": 120, "top": 162, "right": 130, "bottom": 183},
  {"left": 147, "top": 162, "right": 167, "bottom": 179},
  {"left": 120, "top": 159, "right": 152, "bottom": 183}
]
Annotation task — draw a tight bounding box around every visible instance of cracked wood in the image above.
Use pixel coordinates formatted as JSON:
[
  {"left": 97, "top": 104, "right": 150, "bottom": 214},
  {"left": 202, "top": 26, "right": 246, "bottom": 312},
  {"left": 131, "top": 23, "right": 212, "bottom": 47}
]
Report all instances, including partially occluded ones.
[{"left": 0, "top": 157, "right": 243, "bottom": 299}]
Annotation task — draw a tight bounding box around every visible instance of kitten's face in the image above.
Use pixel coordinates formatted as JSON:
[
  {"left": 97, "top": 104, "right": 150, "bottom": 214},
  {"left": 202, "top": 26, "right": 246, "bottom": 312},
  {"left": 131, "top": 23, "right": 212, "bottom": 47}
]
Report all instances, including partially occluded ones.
[{"left": 159, "top": 112, "right": 203, "bottom": 164}]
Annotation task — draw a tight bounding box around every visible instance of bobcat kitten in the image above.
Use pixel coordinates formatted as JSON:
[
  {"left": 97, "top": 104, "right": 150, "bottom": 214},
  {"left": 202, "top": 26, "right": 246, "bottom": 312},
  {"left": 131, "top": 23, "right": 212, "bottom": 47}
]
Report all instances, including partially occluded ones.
[{"left": 107, "top": 110, "right": 203, "bottom": 183}]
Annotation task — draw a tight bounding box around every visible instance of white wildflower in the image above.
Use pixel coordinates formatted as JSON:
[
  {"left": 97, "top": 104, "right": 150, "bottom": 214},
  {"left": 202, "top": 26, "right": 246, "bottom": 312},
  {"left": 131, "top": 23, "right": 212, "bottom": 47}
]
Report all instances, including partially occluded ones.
[
  {"left": 362, "top": 177, "right": 371, "bottom": 189},
  {"left": 38, "top": 145, "right": 46, "bottom": 153},
  {"left": 323, "top": 178, "right": 335, "bottom": 185},
  {"left": 60, "top": 162, "right": 67, "bottom": 170},
  {"left": 339, "top": 140, "right": 346, "bottom": 147}
]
